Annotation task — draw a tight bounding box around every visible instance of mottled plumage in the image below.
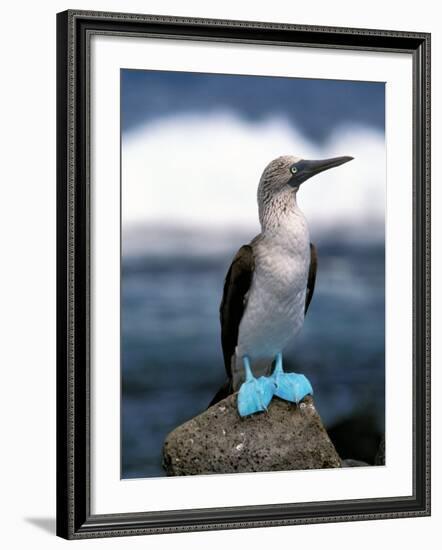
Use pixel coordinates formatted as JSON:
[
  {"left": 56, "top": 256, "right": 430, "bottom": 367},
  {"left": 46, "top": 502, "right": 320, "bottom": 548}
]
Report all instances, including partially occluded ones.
[{"left": 211, "top": 156, "right": 317, "bottom": 402}]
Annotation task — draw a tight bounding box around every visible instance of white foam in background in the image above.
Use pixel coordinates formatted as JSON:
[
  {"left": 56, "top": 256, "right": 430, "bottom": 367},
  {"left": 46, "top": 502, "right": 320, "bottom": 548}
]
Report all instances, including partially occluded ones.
[{"left": 122, "top": 111, "right": 385, "bottom": 242}]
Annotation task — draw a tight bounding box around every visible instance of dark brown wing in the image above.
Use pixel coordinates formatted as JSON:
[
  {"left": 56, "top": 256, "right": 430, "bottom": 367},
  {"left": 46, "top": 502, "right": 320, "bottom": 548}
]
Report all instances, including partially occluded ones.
[
  {"left": 220, "top": 245, "right": 255, "bottom": 379},
  {"left": 305, "top": 242, "right": 317, "bottom": 315}
]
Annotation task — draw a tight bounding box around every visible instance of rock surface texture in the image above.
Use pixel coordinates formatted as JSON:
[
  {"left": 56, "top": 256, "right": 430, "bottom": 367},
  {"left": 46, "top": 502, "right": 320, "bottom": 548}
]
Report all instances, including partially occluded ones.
[
  {"left": 163, "top": 393, "right": 341, "bottom": 476},
  {"left": 341, "top": 458, "right": 370, "bottom": 467}
]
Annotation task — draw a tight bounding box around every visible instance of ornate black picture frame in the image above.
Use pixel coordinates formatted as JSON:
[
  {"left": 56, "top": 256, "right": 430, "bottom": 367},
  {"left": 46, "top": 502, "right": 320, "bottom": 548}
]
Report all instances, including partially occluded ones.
[{"left": 56, "top": 9, "right": 430, "bottom": 539}]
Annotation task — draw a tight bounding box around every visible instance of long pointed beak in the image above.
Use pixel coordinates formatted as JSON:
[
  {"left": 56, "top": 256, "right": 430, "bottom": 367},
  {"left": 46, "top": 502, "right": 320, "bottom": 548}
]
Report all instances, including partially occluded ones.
[{"left": 293, "top": 155, "right": 354, "bottom": 185}]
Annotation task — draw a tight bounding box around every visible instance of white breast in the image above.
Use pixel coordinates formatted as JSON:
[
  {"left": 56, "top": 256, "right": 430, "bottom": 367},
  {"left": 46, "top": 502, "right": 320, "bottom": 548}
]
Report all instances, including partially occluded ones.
[{"left": 232, "top": 208, "right": 310, "bottom": 388}]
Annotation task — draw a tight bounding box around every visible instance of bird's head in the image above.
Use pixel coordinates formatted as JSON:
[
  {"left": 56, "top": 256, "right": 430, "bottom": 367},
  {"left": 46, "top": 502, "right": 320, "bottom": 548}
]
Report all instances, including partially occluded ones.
[
  {"left": 258, "top": 154, "right": 354, "bottom": 195},
  {"left": 257, "top": 154, "right": 354, "bottom": 227}
]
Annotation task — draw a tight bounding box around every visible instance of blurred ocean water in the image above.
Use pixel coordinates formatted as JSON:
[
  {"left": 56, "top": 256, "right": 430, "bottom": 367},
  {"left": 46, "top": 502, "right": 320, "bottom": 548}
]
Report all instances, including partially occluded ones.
[
  {"left": 120, "top": 70, "right": 386, "bottom": 478},
  {"left": 121, "top": 227, "right": 385, "bottom": 479}
]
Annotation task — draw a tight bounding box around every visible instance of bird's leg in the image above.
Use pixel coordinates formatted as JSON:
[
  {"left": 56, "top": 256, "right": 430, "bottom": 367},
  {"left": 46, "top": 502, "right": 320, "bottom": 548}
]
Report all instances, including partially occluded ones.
[
  {"left": 270, "top": 352, "right": 313, "bottom": 404},
  {"left": 237, "top": 355, "right": 275, "bottom": 417}
]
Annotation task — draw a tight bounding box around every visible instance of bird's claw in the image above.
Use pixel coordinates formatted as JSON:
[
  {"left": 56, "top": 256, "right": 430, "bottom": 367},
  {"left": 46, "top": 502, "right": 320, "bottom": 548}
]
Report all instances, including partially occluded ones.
[
  {"left": 237, "top": 376, "right": 275, "bottom": 417},
  {"left": 237, "top": 354, "right": 313, "bottom": 416},
  {"left": 271, "top": 371, "right": 313, "bottom": 403}
]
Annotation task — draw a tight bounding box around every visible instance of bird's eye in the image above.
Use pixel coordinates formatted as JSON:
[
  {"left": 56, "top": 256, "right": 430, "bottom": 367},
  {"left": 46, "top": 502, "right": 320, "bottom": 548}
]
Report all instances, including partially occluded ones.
[{"left": 290, "top": 165, "right": 298, "bottom": 174}]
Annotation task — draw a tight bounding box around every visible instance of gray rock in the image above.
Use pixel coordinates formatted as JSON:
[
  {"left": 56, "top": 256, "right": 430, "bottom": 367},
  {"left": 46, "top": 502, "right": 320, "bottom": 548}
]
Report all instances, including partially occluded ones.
[
  {"left": 163, "top": 394, "right": 341, "bottom": 476},
  {"left": 341, "top": 458, "right": 370, "bottom": 467},
  {"left": 375, "top": 436, "right": 385, "bottom": 465}
]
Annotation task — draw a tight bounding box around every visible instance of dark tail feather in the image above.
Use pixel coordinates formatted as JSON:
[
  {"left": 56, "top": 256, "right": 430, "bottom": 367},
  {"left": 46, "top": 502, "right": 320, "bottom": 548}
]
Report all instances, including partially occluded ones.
[{"left": 208, "top": 379, "right": 233, "bottom": 408}]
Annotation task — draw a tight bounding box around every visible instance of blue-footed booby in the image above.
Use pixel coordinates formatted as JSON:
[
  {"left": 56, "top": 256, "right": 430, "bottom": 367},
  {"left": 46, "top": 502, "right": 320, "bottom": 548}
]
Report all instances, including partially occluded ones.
[{"left": 210, "top": 154, "right": 354, "bottom": 417}]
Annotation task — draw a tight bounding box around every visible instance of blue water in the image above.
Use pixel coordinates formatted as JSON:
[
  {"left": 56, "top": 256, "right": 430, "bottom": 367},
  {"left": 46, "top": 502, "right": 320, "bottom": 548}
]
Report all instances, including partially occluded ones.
[{"left": 122, "top": 236, "right": 385, "bottom": 478}]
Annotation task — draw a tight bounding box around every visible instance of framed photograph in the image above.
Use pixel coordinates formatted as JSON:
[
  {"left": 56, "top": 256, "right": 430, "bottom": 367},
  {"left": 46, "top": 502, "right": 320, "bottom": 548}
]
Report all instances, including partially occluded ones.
[{"left": 56, "top": 10, "right": 431, "bottom": 539}]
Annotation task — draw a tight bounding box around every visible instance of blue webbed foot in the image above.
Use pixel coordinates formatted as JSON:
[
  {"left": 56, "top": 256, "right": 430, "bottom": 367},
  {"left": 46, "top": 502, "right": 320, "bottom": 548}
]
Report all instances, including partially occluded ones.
[
  {"left": 237, "top": 356, "right": 275, "bottom": 417},
  {"left": 270, "top": 353, "right": 313, "bottom": 404}
]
